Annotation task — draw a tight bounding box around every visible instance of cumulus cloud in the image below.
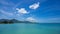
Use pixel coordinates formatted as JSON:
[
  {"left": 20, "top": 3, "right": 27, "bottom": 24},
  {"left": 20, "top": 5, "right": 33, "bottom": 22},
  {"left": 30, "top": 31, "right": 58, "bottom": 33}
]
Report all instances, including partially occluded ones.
[
  {"left": 26, "top": 17, "right": 37, "bottom": 22},
  {"left": 16, "top": 8, "right": 29, "bottom": 14},
  {"left": 29, "top": 2, "right": 40, "bottom": 9}
]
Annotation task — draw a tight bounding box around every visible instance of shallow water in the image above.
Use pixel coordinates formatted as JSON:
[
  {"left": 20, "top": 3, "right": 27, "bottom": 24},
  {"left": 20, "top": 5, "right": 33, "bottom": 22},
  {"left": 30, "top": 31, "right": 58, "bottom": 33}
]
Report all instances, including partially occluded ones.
[{"left": 0, "top": 23, "right": 60, "bottom": 34}]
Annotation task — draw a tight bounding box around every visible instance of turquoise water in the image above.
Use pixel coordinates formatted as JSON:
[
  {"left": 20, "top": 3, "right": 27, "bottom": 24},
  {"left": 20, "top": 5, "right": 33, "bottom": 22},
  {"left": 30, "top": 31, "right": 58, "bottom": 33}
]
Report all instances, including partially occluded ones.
[{"left": 0, "top": 23, "right": 60, "bottom": 34}]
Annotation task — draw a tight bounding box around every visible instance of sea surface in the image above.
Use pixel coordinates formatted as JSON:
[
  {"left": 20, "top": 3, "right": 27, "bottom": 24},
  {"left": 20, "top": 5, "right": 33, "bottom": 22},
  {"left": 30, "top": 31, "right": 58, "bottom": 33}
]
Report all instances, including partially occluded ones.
[{"left": 0, "top": 23, "right": 60, "bottom": 34}]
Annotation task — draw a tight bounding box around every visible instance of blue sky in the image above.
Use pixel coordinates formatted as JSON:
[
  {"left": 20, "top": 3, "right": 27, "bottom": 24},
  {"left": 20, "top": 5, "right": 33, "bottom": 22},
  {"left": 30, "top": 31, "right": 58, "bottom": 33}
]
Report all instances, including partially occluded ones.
[{"left": 0, "top": 0, "right": 60, "bottom": 23}]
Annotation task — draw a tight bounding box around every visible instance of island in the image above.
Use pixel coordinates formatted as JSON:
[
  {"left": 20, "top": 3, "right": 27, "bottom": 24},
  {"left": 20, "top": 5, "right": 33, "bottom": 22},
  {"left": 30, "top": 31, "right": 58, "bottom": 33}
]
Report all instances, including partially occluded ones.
[{"left": 0, "top": 19, "right": 37, "bottom": 24}]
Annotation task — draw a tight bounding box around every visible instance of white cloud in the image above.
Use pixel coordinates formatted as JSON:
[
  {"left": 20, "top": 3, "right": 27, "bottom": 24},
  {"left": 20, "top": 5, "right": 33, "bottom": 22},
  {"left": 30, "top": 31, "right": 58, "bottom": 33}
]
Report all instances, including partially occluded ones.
[
  {"left": 0, "top": 0, "right": 15, "bottom": 6},
  {"left": 0, "top": 0, "right": 15, "bottom": 12},
  {"left": 38, "top": 18, "right": 60, "bottom": 23},
  {"left": 16, "top": 8, "right": 29, "bottom": 14},
  {"left": 47, "top": 18, "right": 60, "bottom": 23},
  {"left": 29, "top": 2, "right": 40, "bottom": 10},
  {"left": 0, "top": 10, "right": 13, "bottom": 16},
  {"left": 26, "top": 17, "right": 37, "bottom": 22}
]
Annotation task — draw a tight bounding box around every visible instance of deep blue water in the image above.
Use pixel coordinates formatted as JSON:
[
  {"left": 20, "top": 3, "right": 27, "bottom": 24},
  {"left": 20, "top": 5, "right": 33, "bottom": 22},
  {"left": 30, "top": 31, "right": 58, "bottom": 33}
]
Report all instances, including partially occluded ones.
[{"left": 0, "top": 23, "right": 60, "bottom": 34}]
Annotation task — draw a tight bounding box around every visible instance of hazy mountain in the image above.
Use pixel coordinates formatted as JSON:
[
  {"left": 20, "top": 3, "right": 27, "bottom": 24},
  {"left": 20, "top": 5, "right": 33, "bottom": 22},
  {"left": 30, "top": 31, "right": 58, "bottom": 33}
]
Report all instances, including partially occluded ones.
[{"left": 0, "top": 19, "right": 36, "bottom": 24}]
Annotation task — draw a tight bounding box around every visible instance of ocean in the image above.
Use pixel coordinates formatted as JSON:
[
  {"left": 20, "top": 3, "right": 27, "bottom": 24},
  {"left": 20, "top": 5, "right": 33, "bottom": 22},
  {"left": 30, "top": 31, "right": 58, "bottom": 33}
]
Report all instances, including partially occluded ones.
[{"left": 0, "top": 23, "right": 60, "bottom": 34}]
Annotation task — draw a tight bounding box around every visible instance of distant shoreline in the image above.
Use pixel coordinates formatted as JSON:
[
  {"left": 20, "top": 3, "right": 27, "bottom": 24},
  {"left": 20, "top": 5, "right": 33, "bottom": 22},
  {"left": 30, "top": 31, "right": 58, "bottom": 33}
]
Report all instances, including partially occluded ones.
[{"left": 0, "top": 19, "right": 37, "bottom": 24}]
